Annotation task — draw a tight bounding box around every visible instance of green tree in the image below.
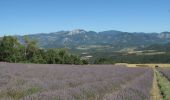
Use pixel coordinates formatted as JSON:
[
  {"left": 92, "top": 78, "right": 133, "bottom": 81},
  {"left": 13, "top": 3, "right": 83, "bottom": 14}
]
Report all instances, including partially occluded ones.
[
  {"left": 24, "top": 36, "right": 39, "bottom": 62},
  {"left": 0, "top": 36, "right": 88, "bottom": 64},
  {"left": 45, "top": 49, "right": 61, "bottom": 64},
  {"left": 0, "top": 36, "right": 22, "bottom": 62}
]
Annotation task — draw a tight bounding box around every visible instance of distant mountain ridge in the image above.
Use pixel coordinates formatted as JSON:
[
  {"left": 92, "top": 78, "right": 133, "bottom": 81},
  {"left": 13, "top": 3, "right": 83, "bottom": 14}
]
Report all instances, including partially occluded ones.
[{"left": 17, "top": 29, "right": 170, "bottom": 51}]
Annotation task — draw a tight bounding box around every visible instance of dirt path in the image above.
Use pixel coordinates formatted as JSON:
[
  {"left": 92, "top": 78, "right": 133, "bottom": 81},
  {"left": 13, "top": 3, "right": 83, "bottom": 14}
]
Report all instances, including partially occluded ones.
[{"left": 151, "top": 69, "right": 163, "bottom": 100}]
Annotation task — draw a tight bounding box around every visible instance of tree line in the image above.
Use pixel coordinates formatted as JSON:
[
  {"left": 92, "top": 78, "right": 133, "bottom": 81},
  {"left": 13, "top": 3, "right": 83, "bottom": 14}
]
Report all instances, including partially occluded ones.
[
  {"left": 0, "top": 36, "right": 88, "bottom": 64},
  {"left": 94, "top": 53, "right": 170, "bottom": 64}
]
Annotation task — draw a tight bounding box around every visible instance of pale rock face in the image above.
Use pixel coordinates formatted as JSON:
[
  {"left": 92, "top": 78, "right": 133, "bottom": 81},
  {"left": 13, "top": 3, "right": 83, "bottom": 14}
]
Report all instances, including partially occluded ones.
[
  {"left": 68, "top": 29, "right": 86, "bottom": 35},
  {"left": 157, "top": 32, "right": 170, "bottom": 39}
]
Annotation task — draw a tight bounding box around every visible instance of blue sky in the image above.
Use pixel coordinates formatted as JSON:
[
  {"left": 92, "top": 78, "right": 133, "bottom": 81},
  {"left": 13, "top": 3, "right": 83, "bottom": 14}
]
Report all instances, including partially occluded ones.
[{"left": 0, "top": 0, "right": 170, "bottom": 35}]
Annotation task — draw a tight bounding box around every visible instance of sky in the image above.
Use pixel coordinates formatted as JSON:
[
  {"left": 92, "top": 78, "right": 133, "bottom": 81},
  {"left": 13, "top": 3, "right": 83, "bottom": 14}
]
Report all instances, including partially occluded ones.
[{"left": 0, "top": 0, "right": 170, "bottom": 36}]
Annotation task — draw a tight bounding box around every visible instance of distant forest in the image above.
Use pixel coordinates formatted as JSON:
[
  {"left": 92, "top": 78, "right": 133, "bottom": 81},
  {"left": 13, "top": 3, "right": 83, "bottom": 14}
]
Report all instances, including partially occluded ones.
[
  {"left": 94, "top": 53, "right": 170, "bottom": 64},
  {"left": 1, "top": 36, "right": 170, "bottom": 64},
  {"left": 0, "top": 36, "right": 88, "bottom": 64}
]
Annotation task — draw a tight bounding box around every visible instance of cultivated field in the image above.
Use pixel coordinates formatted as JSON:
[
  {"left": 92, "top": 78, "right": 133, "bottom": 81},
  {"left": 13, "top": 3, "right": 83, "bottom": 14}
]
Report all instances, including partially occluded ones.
[
  {"left": 157, "top": 67, "right": 170, "bottom": 80},
  {"left": 156, "top": 68, "right": 170, "bottom": 100},
  {"left": 0, "top": 63, "right": 154, "bottom": 100}
]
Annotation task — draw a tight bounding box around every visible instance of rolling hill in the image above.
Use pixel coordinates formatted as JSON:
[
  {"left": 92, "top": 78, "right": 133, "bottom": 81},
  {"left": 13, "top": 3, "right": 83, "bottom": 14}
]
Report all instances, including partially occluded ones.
[{"left": 17, "top": 29, "right": 170, "bottom": 52}]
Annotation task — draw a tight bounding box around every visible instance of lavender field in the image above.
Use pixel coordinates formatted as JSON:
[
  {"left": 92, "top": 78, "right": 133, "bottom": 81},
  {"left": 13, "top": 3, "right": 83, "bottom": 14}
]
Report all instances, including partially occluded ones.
[
  {"left": 157, "top": 67, "right": 170, "bottom": 81},
  {"left": 0, "top": 63, "right": 153, "bottom": 100}
]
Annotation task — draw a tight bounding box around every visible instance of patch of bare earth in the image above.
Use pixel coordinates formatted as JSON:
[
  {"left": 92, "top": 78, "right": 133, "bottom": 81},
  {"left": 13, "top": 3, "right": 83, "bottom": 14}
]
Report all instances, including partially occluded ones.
[{"left": 151, "top": 69, "right": 163, "bottom": 100}]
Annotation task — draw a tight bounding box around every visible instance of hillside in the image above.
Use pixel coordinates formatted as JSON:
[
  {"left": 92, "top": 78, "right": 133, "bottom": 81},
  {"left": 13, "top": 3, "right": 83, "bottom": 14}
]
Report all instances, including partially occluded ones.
[
  {"left": 17, "top": 30, "right": 170, "bottom": 52},
  {"left": 140, "top": 42, "right": 170, "bottom": 52}
]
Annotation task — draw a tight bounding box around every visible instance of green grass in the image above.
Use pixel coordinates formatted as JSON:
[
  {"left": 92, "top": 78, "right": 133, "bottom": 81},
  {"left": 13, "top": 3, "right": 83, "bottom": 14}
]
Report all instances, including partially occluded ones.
[
  {"left": 0, "top": 86, "right": 42, "bottom": 100},
  {"left": 156, "top": 70, "right": 170, "bottom": 100}
]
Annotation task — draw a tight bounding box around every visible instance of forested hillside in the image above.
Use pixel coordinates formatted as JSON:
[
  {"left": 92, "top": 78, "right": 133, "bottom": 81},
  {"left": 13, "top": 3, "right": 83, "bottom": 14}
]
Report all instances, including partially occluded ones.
[
  {"left": 1, "top": 30, "right": 170, "bottom": 64},
  {"left": 140, "top": 42, "right": 170, "bottom": 52},
  {"left": 17, "top": 30, "right": 170, "bottom": 51}
]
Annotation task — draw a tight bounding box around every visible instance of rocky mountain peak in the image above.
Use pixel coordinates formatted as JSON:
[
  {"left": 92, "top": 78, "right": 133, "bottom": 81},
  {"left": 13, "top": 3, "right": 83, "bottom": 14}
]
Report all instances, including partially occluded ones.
[
  {"left": 158, "top": 32, "right": 170, "bottom": 39},
  {"left": 68, "top": 29, "right": 86, "bottom": 35}
]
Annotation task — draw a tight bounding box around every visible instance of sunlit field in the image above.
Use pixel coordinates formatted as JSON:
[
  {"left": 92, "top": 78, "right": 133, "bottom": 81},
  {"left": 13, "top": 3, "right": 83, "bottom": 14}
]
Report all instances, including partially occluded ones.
[
  {"left": 157, "top": 67, "right": 170, "bottom": 80},
  {"left": 156, "top": 68, "right": 170, "bottom": 100},
  {"left": 115, "top": 63, "right": 170, "bottom": 68},
  {"left": 0, "top": 63, "right": 153, "bottom": 100}
]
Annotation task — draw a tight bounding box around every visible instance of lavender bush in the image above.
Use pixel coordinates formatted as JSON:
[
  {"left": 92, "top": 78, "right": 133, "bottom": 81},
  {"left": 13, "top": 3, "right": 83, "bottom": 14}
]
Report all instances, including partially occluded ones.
[
  {"left": 157, "top": 67, "right": 170, "bottom": 80},
  {"left": 0, "top": 63, "right": 153, "bottom": 100}
]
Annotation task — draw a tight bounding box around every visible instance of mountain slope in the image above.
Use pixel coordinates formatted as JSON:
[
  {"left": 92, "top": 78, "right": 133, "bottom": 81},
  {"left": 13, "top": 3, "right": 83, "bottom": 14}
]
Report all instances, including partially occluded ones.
[
  {"left": 140, "top": 42, "right": 170, "bottom": 52},
  {"left": 17, "top": 30, "right": 170, "bottom": 52}
]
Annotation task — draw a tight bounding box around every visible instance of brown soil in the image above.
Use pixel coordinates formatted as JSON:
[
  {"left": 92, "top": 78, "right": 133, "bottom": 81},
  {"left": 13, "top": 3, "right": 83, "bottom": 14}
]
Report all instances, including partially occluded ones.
[{"left": 151, "top": 69, "right": 163, "bottom": 100}]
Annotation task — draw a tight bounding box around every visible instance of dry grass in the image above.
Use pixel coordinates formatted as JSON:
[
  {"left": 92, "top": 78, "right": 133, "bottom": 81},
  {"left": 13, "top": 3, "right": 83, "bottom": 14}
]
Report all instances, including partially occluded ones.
[
  {"left": 115, "top": 63, "right": 170, "bottom": 68},
  {"left": 151, "top": 69, "right": 163, "bottom": 100}
]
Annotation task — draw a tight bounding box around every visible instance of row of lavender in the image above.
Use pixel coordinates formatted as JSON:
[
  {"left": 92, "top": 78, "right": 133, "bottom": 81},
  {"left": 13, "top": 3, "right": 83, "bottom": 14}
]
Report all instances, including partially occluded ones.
[
  {"left": 105, "top": 68, "right": 153, "bottom": 100},
  {"left": 0, "top": 63, "right": 153, "bottom": 100},
  {"left": 157, "top": 67, "right": 170, "bottom": 80}
]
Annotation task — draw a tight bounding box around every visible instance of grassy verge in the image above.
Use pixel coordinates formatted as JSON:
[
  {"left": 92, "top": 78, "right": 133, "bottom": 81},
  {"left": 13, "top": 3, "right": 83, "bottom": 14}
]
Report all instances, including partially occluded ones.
[
  {"left": 156, "top": 70, "right": 170, "bottom": 100},
  {"left": 151, "top": 69, "right": 163, "bottom": 100},
  {"left": 0, "top": 86, "right": 42, "bottom": 100},
  {"left": 0, "top": 79, "right": 42, "bottom": 100}
]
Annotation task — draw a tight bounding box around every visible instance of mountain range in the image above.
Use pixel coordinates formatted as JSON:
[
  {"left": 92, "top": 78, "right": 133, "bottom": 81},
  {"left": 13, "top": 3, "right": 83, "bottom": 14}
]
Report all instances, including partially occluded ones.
[{"left": 17, "top": 29, "right": 170, "bottom": 53}]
